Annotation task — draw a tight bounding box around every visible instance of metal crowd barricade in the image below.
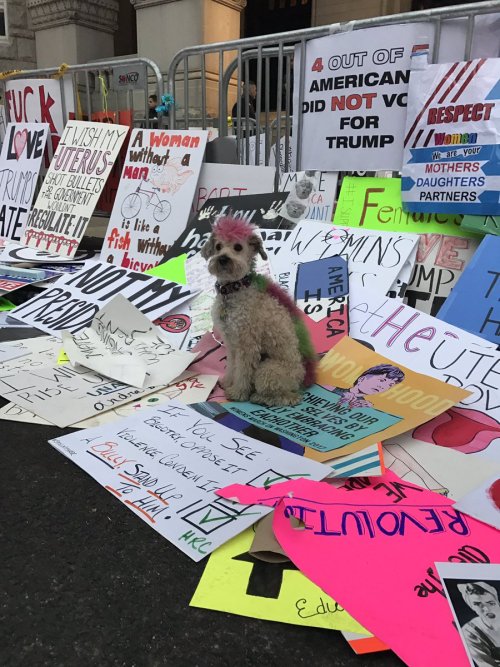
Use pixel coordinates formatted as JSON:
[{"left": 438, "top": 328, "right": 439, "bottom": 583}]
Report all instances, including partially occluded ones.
[
  {"left": 1, "top": 56, "right": 164, "bottom": 130},
  {"left": 167, "top": 0, "right": 500, "bottom": 178}
]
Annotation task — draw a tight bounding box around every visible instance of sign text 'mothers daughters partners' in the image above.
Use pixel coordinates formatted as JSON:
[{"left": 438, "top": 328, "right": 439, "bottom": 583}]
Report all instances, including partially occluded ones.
[{"left": 22, "top": 121, "right": 128, "bottom": 258}]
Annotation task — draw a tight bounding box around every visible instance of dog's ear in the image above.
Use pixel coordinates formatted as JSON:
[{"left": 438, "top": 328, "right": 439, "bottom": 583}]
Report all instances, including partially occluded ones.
[
  {"left": 249, "top": 233, "right": 268, "bottom": 260},
  {"left": 200, "top": 234, "right": 216, "bottom": 260}
]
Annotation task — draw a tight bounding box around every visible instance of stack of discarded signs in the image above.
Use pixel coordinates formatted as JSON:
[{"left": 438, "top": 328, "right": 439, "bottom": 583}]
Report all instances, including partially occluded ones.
[{"left": 1, "top": 31, "right": 500, "bottom": 667}]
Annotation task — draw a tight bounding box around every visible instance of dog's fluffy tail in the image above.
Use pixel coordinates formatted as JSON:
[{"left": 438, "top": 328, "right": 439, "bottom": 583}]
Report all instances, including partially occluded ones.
[{"left": 251, "top": 272, "right": 317, "bottom": 387}]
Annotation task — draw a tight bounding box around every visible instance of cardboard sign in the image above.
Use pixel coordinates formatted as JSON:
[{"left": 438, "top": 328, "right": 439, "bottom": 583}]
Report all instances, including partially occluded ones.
[
  {"left": 161, "top": 192, "right": 291, "bottom": 263},
  {"left": 5, "top": 78, "right": 72, "bottom": 162},
  {"left": 192, "top": 164, "right": 275, "bottom": 215},
  {"left": 0, "top": 123, "right": 49, "bottom": 241},
  {"left": 334, "top": 177, "right": 467, "bottom": 235},
  {"left": 10, "top": 260, "right": 193, "bottom": 336},
  {"left": 190, "top": 527, "right": 367, "bottom": 632},
  {"left": 62, "top": 295, "right": 195, "bottom": 388},
  {"left": 455, "top": 474, "right": 500, "bottom": 531},
  {"left": 218, "top": 472, "right": 499, "bottom": 667},
  {"left": 269, "top": 221, "right": 419, "bottom": 301},
  {"left": 0, "top": 373, "right": 218, "bottom": 429},
  {"left": 437, "top": 563, "right": 500, "bottom": 667},
  {"left": 0, "top": 243, "right": 100, "bottom": 264},
  {"left": 402, "top": 57, "right": 500, "bottom": 215},
  {"left": 102, "top": 129, "right": 208, "bottom": 271},
  {"left": 437, "top": 235, "right": 500, "bottom": 345},
  {"left": 296, "top": 23, "right": 433, "bottom": 171},
  {"left": 349, "top": 289, "right": 500, "bottom": 459},
  {"left": 48, "top": 400, "right": 330, "bottom": 560},
  {"left": 190, "top": 401, "right": 383, "bottom": 477},
  {"left": 22, "top": 121, "right": 128, "bottom": 257},
  {"left": 279, "top": 171, "right": 338, "bottom": 223},
  {"left": 225, "top": 336, "right": 469, "bottom": 462},
  {"left": 461, "top": 213, "right": 500, "bottom": 236},
  {"left": 294, "top": 255, "right": 349, "bottom": 354}
]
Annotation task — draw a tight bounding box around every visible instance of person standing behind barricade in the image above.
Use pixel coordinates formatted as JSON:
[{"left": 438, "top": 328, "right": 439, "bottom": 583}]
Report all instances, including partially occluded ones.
[
  {"left": 148, "top": 94, "right": 158, "bottom": 120},
  {"left": 232, "top": 81, "right": 257, "bottom": 122}
]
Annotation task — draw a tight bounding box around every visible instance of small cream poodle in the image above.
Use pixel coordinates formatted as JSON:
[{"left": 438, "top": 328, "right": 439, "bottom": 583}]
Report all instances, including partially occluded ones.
[{"left": 201, "top": 216, "right": 316, "bottom": 406}]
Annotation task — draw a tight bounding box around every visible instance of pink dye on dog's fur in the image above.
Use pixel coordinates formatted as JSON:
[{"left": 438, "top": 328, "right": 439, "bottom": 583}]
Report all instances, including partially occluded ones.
[{"left": 213, "top": 216, "right": 256, "bottom": 243}]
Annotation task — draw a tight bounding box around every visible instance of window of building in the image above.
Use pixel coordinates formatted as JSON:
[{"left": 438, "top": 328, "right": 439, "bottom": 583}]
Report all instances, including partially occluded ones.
[{"left": 0, "top": 1, "right": 8, "bottom": 39}]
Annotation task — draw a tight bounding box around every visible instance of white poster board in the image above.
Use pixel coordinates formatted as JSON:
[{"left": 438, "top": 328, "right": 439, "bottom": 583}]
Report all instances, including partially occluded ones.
[
  {"left": 0, "top": 123, "right": 49, "bottom": 241},
  {"left": 103, "top": 129, "right": 208, "bottom": 271},
  {"left": 296, "top": 23, "right": 434, "bottom": 170},
  {"left": 279, "top": 170, "right": 338, "bottom": 223},
  {"left": 48, "top": 400, "right": 329, "bottom": 560},
  {"left": 22, "top": 121, "right": 128, "bottom": 257},
  {"left": 192, "top": 163, "right": 275, "bottom": 214}
]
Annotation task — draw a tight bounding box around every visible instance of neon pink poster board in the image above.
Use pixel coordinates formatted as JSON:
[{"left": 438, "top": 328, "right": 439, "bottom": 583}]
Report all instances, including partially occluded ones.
[{"left": 218, "top": 471, "right": 499, "bottom": 667}]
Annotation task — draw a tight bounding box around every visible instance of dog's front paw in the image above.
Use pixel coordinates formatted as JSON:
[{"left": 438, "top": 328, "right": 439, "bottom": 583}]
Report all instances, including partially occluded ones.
[{"left": 224, "top": 385, "right": 251, "bottom": 402}]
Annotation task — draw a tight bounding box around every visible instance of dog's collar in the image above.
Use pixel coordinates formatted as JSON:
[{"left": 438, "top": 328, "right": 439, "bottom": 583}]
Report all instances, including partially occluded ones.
[{"left": 215, "top": 274, "right": 252, "bottom": 296}]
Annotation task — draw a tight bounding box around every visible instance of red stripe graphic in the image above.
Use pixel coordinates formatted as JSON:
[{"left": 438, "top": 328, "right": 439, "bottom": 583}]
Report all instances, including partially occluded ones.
[
  {"left": 423, "top": 129, "right": 435, "bottom": 147},
  {"left": 450, "top": 58, "right": 486, "bottom": 102},
  {"left": 404, "top": 62, "right": 459, "bottom": 147},
  {"left": 412, "top": 128, "right": 424, "bottom": 148},
  {"left": 437, "top": 61, "right": 471, "bottom": 104}
]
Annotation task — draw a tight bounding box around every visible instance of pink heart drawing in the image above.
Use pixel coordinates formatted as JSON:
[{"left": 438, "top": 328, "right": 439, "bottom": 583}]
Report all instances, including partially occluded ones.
[{"left": 13, "top": 129, "right": 28, "bottom": 159}]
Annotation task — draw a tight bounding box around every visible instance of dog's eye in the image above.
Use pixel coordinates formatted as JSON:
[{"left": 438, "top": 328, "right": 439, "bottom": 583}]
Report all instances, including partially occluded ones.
[
  {"left": 234, "top": 243, "right": 243, "bottom": 252},
  {"left": 215, "top": 243, "right": 222, "bottom": 251}
]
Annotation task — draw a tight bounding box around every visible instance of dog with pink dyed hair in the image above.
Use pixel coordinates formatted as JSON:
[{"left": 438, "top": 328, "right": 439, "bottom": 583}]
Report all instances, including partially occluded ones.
[{"left": 201, "top": 216, "right": 316, "bottom": 406}]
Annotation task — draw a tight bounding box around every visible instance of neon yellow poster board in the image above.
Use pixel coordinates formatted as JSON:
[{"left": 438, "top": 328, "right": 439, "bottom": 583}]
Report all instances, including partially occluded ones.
[
  {"left": 144, "top": 253, "right": 187, "bottom": 285},
  {"left": 334, "top": 177, "right": 479, "bottom": 238},
  {"left": 57, "top": 349, "right": 69, "bottom": 364},
  {"left": 190, "top": 527, "right": 366, "bottom": 633}
]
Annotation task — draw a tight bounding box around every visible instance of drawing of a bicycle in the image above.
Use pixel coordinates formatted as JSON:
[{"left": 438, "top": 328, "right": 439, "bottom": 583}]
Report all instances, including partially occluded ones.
[{"left": 121, "top": 181, "right": 171, "bottom": 222}]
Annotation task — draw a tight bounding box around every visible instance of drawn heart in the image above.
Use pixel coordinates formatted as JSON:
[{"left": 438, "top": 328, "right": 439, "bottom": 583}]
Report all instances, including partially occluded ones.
[{"left": 13, "top": 129, "right": 28, "bottom": 159}]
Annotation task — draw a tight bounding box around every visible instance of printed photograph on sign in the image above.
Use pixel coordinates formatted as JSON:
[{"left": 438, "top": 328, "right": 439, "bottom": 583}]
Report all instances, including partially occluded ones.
[
  {"left": 0, "top": 123, "right": 49, "bottom": 242},
  {"left": 436, "top": 563, "right": 500, "bottom": 667},
  {"left": 296, "top": 23, "right": 434, "bottom": 171},
  {"left": 402, "top": 57, "right": 500, "bottom": 215},
  {"left": 103, "top": 129, "right": 208, "bottom": 271},
  {"left": 280, "top": 170, "right": 338, "bottom": 223},
  {"left": 22, "top": 121, "right": 128, "bottom": 257}
]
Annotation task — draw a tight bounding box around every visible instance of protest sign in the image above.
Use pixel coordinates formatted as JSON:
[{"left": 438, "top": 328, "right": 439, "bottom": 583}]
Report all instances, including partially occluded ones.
[
  {"left": 0, "top": 335, "right": 60, "bottom": 376},
  {"left": 0, "top": 373, "right": 218, "bottom": 429},
  {"left": 0, "top": 123, "right": 49, "bottom": 241},
  {"left": 269, "top": 135, "right": 296, "bottom": 173},
  {"left": 294, "top": 255, "right": 349, "bottom": 354},
  {"left": 0, "top": 265, "right": 60, "bottom": 294},
  {"left": 0, "top": 243, "right": 100, "bottom": 264},
  {"left": 334, "top": 177, "right": 467, "bottom": 235},
  {"left": 436, "top": 563, "right": 500, "bottom": 667},
  {"left": 454, "top": 474, "right": 500, "bottom": 531},
  {"left": 279, "top": 171, "right": 338, "bottom": 223},
  {"left": 192, "top": 164, "right": 275, "bottom": 215},
  {"left": 22, "top": 121, "right": 128, "bottom": 258},
  {"left": 437, "top": 235, "right": 500, "bottom": 345},
  {"left": 191, "top": 401, "right": 383, "bottom": 477},
  {"left": 218, "top": 471, "right": 499, "bottom": 667},
  {"left": 102, "top": 129, "right": 208, "bottom": 271},
  {"left": 341, "top": 631, "right": 388, "bottom": 655},
  {"left": 349, "top": 288, "right": 500, "bottom": 459},
  {"left": 402, "top": 57, "right": 500, "bottom": 215},
  {"left": 48, "top": 400, "right": 329, "bottom": 560},
  {"left": 383, "top": 438, "right": 500, "bottom": 500},
  {"left": 461, "top": 213, "right": 500, "bottom": 236},
  {"left": 62, "top": 295, "right": 195, "bottom": 388},
  {"left": 161, "top": 192, "right": 291, "bottom": 263},
  {"left": 0, "top": 363, "right": 168, "bottom": 427},
  {"left": 226, "top": 336, "right": 469, "bottom": 462},
  {"left": 11, "top": 260, "right": 193, "bottom": 336},
  {"left": 269, "top": 221, "right": 419, "bottom": 302},
  {"left": 190, "top": 527, "right": 366, "bottom": 632},
  {"left": 5, "top": 78, "right": 72, "bottom": 162},
  {"left": 0, "top": 343, "right": 30, "bottom": 364},
  {"left": 296, "top": 23, "right": 433, "bottom": 171}
]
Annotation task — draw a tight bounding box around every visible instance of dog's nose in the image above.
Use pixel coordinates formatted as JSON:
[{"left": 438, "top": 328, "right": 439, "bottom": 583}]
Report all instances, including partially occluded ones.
[{"left": 218, "top": 255, "right": 230, "bottom": 266}]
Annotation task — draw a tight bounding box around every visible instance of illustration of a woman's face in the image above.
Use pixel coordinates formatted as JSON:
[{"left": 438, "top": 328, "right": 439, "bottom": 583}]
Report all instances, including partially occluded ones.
[
  {"left": 356, "top": 373, "right": 398, "bottom": 395},
  {"left": 470, "top": 592, "right": 500, "bottom": 628}
]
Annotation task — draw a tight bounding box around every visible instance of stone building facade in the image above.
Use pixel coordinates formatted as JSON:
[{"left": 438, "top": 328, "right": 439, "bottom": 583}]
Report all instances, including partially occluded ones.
[{"left": 0, "top": 0, "right": 36, "bottom": 72}]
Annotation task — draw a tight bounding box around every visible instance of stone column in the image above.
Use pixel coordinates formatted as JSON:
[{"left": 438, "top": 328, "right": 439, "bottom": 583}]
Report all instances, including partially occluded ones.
[
  {"left": 27, "top": 0, "right": 119, "bottom": 68},
  {"left": 131, "top": 0, "right": 245, "bottom": 122}
]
